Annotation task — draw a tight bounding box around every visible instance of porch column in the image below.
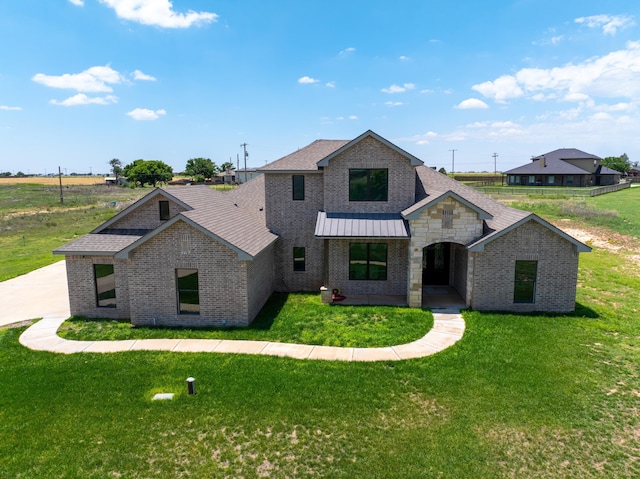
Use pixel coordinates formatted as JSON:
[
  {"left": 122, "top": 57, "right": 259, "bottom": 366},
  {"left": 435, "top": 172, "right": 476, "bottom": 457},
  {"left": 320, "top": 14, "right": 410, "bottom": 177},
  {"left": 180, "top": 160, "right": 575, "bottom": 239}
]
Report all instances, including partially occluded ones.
[{"left": 408, "top": 245, "right": 422, "bottom": 308}]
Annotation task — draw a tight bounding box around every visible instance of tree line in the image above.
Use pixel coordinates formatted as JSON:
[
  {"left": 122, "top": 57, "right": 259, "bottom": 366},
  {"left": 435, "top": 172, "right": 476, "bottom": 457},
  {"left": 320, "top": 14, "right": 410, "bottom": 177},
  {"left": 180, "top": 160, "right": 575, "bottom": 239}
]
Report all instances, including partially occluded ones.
[{"left": 108, "top": 157, "right": 235, "bottom": 187}]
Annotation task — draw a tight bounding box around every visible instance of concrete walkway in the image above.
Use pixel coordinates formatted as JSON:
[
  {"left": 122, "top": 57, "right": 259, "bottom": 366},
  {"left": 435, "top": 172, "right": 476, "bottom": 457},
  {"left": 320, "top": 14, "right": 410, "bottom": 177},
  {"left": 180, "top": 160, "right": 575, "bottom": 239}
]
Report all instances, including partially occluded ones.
[
  {"left": 4, "top": 261, "right": 466, "bottom": 361},
  {"left": 19, "top": 309, "right": 465, "bottom": 361}
]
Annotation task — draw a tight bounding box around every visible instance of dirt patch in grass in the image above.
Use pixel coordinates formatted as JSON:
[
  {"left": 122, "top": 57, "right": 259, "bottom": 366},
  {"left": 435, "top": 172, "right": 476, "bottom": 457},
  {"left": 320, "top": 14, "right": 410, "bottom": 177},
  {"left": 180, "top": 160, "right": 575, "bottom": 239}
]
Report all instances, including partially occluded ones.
[
  {"left": 554, "top": 219, "right": 640, "bottom": 267},
  {"left": 0, "top": 320, "right": 33, "bottom": 330}
]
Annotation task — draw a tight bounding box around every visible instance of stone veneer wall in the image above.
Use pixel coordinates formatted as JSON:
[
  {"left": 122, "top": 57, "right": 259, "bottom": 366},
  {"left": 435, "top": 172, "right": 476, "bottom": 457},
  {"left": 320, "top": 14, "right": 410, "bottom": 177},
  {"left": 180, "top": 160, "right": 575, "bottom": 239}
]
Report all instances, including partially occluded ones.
[
  {"left": 65, "top": 256, "right": 130, "bottom": 319},
  {"left": 126, "top": 222, "right": 252, "bottom": 327},
  {"left": 322, "top": 137, "right": 416, "bottom": 213},
  {"left": 107, "top": 195, "right": 187, "bottom": 231},
  {"left": 407, "top": 197, "right": 484, "bottom": 307},
  {"left": 469, "top": 220, "right": 579, "bottom": 312},
  {"left": 264, "top": 173, "right": 325, "bottom": 291},
  {"left": 326, "top": 239, "right": 408, "bottom": 295}
]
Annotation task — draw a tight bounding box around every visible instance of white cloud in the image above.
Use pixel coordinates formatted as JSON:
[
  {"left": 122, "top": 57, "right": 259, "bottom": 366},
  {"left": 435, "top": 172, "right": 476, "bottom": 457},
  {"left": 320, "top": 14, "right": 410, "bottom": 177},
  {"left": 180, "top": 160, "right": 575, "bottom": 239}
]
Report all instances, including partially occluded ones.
[
  {"left": 455, "top": 98, "right": 489, "bottom": 109},
  {"left": 127, "top": 108, "right": 166, "bottom": 120},
  {"left": 0, "top": 105, "right": 22, "bottom": 111},
  {"left": 99, "top": 0, "right": 217, "bottom": 28},
  {"left": 68, "top": 0, "right": 84, "bottom": 5},
  {"left": 50, "top": 94, "right": 118, "bottom": 106},
  {"left": 132, "top": 69, "right": 156, "bottom": 81},
  {"left": 399, "top": 55, "right": 410, "bottom": 61},
  {"left": 339, "top": 47, "right": 355, "bottom": 55},
  {"left": 420, "top": 89, "right": 434, "bottom": 94},
  {"left": 473, "top": 42, "right": 640, "bottom": 104},
  {"left": 400, "top": 131, "right": 437, "bottom": 145},
  {"left": 381, "top": 83, "right": 415, "bottom": 94},
  {"left": 472, "top": 75, "right": 523, "bottom": 103},
  {"left": 385, "top": 101, "right": 404, "bottom": 107},
  {"left": 325, "top": 81, "right": 336, "bottom": 88},
  {"left": 575, "top": 14, "right": 635, "bottom": 36},
  {"left": 349, "top": 115, "right": 358, "bottom": 120},
  {"left": 298, "top": 76, "right": 319, "bottom": 84},
  {"left": 32, "top": 65, "right": 124, "bottom": 92}
]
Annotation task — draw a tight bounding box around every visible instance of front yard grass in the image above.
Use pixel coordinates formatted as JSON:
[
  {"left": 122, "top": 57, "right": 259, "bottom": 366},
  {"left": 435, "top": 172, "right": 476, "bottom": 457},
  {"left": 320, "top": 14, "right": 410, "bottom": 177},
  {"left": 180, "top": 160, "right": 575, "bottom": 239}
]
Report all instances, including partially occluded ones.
[{"left": 58, "top": 293, "right": 433, "bottom": 348}]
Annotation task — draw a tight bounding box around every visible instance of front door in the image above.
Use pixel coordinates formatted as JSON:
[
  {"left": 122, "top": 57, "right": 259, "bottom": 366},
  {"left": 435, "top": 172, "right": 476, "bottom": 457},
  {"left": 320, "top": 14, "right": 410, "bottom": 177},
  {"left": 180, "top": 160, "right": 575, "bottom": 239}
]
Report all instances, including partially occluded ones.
[{"left": 422, "top": 243, "right": 450, "bottom": 285}]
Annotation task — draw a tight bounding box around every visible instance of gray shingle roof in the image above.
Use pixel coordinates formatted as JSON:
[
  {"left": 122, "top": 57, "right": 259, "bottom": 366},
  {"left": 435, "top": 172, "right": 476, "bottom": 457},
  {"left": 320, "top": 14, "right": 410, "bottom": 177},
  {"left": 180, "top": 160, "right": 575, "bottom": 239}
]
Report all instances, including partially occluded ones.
[
  {"left": 532, "top": 148, "right": 601, "bottom": 161},
  {"left": 315, "top": 212, "right": 410, "bottom": 238},
  {"left": 53, "top": 233, "right": 142, "bottom": 255},
  {"left": 259, "top": 139, "right": 350, "bottom": 172},
  {"left": 504, "top": 158, "right": 591, "bottom": 175}
]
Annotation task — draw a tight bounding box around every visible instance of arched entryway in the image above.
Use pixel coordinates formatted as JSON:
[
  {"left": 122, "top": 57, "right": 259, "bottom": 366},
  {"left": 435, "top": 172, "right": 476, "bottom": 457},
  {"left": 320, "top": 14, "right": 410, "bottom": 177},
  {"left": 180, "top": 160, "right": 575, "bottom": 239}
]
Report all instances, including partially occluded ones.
[{"left": 421, "top": 242, "right": 466, "bottom": 308}]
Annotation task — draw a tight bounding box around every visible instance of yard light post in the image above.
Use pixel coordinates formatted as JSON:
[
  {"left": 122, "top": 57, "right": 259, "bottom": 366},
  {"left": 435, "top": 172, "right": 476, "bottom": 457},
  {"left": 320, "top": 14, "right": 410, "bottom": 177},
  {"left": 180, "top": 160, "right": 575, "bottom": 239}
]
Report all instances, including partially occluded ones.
[{"left": 186, "top": 377, "right": 196, "bottom": 395}]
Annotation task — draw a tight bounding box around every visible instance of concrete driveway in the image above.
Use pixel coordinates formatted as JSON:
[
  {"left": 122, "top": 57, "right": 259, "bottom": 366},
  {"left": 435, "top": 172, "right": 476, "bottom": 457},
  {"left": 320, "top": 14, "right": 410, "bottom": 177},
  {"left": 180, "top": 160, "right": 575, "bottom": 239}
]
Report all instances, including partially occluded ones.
[{"left": 0, "top": 260, "right": 70, "bottom": 327}]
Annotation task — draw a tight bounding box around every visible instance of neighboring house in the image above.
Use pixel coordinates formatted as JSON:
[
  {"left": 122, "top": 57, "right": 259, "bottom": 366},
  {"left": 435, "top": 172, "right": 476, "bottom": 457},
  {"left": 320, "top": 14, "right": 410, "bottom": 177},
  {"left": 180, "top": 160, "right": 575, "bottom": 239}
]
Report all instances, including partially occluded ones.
[
  {"left": 54, "top": 131, "right": 591, "bottom": 327},
  {"left": 504, "top": 148, "right": 622, "bottom": 187},
  {"left": 216, "top": 169, "right": 263, "bottom": 184}
]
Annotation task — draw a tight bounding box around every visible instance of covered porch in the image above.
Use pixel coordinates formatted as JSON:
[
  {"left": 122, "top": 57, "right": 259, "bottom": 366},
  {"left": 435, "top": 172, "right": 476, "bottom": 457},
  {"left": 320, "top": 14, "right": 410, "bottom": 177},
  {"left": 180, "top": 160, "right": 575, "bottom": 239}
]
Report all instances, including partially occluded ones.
[{"left": 327, "top": 286, "right": 464, "bottom": 309}]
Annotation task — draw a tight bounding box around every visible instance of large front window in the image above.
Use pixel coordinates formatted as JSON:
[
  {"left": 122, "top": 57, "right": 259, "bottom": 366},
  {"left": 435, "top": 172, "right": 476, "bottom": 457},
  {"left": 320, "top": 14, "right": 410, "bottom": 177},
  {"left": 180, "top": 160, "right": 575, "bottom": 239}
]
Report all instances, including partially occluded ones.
[
  {"left": 176, "top": 268, "right": 199, "bottom": 314},
  {"left": 349, "top": 169, "right": 388, "bottom": 201},
  {"left": 292, "top": 175, "right": 305, "bottom": 200},
  {"left": 514, "top": 260, "right": 537, "bottom": 303},
  {"left": 349, "top": 243, "right": 387, "bottom": 280},
  {"left": 94, "top": 264, "right": 116, "bottom": 308}
]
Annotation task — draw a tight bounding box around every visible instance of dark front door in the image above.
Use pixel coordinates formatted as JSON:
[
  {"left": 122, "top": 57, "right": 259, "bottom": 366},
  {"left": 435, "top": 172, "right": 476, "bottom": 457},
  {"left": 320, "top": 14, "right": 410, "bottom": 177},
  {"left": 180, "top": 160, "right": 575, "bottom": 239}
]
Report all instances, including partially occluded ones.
[{"left": 423, "top": 243, "right": 450, "bottom": 285}]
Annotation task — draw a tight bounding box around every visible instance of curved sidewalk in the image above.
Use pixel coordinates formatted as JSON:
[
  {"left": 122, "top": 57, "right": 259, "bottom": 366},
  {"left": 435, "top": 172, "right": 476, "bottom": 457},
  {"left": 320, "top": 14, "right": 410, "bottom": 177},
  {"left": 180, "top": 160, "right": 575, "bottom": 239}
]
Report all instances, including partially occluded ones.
[{"left": 19, "top": 309, "right": 465, "bottom": 362}]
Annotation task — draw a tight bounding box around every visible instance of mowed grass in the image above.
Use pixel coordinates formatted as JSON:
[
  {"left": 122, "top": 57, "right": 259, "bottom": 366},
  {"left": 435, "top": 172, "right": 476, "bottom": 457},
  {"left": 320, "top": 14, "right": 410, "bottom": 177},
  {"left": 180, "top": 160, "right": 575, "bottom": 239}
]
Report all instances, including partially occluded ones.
[
  {"left": 0, "top": 186, "right": 639, "bottom": 477},
  {"left": 59, "top": 293, "right": 433, "bottom": 348}
]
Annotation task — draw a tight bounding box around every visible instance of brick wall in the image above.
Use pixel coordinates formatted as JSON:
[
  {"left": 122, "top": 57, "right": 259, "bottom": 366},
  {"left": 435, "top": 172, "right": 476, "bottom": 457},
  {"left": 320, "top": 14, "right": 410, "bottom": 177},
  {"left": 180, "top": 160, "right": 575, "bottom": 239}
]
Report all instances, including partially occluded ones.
[
  {"left": 126, "top": 221, "right": 253, "bottom": 327},
  {"left": 108, "top": 195, "right": 187, "bottom": 231},
  {"left": 65, "top": 256, "right": 130, "bottom": 319},
  {"left": 469, "top": 220, "right": 579, "bottom": 312},
  {"left": 323, "top": 136, "right": 416, "bottom": 213},
  {"left": 326, "top": 239, "right": 408, "bottom": 295},
  {"left": 246, "top": 244, "right": 275, "bottom": 321},
  {"left": 264, "top": 173, "right": 325, "bottom": 291}
]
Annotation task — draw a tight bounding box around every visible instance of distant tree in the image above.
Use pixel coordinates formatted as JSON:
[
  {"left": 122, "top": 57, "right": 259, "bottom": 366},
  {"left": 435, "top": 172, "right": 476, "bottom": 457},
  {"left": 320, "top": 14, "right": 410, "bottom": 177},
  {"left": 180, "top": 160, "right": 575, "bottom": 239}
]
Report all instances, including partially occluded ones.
[
  {"left": 123, "top": 159, "right": 173, "bottom": 187},
  {"left": 220, "top": 161, "right": 234, "bottom": 172},
  {"left": 602, "top": 154, "right": 631, "bottom": 174},
  {"left": 438, "top": 167, "right": 447, "bottom": 175},
  {"left": 109, "top": 158, "right": 123, "bottom": 181},
  {"left": 16, "top": 171, "right": 25, "bottom": 177},
  {"left": 0, "top": 171, "right": 11, "bottom": 177},
  {"left": 185, "top": 157, "right": 217, "bottom": 180}
]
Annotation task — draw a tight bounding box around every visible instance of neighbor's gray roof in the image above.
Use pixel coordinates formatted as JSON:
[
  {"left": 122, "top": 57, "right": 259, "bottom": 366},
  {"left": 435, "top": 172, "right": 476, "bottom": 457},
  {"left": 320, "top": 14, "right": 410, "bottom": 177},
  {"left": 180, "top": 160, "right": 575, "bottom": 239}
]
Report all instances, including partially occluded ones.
[
  {"left": 532, "top": 148, "right": 601, "bottom": 162},
  {"left": 259, "top": 139, "right": 349, "bottom": 172},
  {"left": 315, "top": 212, "right": 410, "bottom": 238},
  {"left": 504, "top": 158, "right": 591, "bottom": 175},
  {"left": 53, "top": 233, "right": 142, "bottom": 255}
]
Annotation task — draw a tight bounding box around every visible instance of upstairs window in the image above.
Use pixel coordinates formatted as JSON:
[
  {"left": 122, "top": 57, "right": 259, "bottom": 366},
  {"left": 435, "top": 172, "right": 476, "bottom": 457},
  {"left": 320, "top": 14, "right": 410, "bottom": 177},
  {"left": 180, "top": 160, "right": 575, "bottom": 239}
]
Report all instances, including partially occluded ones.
[
  {"left": 94, "top": 264, "right": 116, "bottom": 308},
  {"left": 514, "top": 260, "right": 537, "bottom": 303},
  {"left": 176, "top": 268, "right": 200, "bottom": 315},
  {"left": 293, "top": 247, "right": 306, "bottom": 271},
  {"left": 159, "top": 200, "right": 170, "bottom": 220},
  {"left": 292, "top": 175, "right": 305, "bottom": 200},
  {"left": 349, "top": 243, "right": 387, "bottom": 280},
  {"left": 349, "top": 169, "right": 388, "bottom": 202}
]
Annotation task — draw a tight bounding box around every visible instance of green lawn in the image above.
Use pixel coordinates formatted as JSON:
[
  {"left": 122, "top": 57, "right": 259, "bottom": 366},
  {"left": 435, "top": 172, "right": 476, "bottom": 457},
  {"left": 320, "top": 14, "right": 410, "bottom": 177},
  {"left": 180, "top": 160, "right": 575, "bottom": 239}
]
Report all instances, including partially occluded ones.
[
  {"left": 59, "top": 293, "right": 433, "bottom": 348},
  {"left": 0, "top": 186, "right": 639, "bottom": 477}
]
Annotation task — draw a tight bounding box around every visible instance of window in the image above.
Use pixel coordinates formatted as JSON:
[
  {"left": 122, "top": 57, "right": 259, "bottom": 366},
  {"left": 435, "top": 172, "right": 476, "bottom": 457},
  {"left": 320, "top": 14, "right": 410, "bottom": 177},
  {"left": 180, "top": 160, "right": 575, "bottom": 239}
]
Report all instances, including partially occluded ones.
[
  {"left": 94, "top": 264, "right": 116, "bottom": 308},
  {"left": 349, "top": 169, "right": 388, "bottom": 201},
  {"left": 442, "top": 209, "right": 453, "bottom": 229},
  {"left": 508, "top": 175, "right": 516, "bottom": 185},
  {"left": 349, "top": 243, "right": 387, "bottom": 280},
  {"left": 528, "top": 176, "right": 535, "bottom": 185},
  {"left": 548, "top": 176, "right": 554, "bottom": 185},
  {"left": 514, "top": 260, "right": 537, "bottom": 303},
  {"left": 567, "top": 176, "right": 574, "bottom": 185},
  {"left": 159, "top": 200, "right": 170, "bottom": 220},
  {"left": 176, "top": 269, "right": 199, "bottom": 314},
  {"left": 293, "top": 247, "right": 305, "bottom": 271},
  {"left": 292, "top": 175, "right": 305, "bottom": 200}
]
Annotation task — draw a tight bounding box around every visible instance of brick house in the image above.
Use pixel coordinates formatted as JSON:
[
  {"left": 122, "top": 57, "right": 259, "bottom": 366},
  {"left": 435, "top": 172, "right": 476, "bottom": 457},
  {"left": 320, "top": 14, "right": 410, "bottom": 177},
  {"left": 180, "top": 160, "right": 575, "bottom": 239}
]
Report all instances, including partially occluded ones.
[
  {"left": 504, "top": 148, "right": 622, "bottom": 186},
  {"left": 54, "top": 131, "right": 590, "bottom": 327}
]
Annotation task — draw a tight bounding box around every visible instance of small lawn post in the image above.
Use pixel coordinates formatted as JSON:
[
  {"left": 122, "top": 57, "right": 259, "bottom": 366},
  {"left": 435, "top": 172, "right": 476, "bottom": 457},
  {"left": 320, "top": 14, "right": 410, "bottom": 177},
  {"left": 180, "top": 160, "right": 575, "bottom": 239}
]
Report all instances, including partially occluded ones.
[{"left": 186, "top": 377, "right": 196, "bottom": 395}]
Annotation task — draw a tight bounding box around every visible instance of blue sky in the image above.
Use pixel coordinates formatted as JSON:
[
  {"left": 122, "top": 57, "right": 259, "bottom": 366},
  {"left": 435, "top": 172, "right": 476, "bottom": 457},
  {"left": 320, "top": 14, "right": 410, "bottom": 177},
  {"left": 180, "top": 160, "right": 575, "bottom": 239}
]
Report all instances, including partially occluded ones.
[{"left": 1, "top": 1, "right": 640, "bottom": 175}]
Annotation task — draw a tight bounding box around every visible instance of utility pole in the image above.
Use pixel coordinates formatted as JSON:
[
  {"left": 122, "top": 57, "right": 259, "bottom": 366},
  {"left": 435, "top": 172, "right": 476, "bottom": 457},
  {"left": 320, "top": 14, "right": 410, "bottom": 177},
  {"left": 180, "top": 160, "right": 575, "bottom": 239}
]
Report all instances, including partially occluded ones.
[
  {"left": 449, "top": 149, "right": 457, "bottom": 176},
  {"left": 240, "top": 143, "right": 248, "bottom": 183},
  {"left": 58, "top": 166, "right": 63, "bottom": 204},
  {"left": 493, "top": 152, "right": 499, "bottom": 176}
]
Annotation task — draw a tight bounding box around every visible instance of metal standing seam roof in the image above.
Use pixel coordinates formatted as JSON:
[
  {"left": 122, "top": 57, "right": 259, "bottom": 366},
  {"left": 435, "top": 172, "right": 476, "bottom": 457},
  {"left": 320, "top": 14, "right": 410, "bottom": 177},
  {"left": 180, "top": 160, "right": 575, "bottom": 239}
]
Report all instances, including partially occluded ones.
[{"left": 315, "top": 212, "right": 410, "bottom": 238}]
